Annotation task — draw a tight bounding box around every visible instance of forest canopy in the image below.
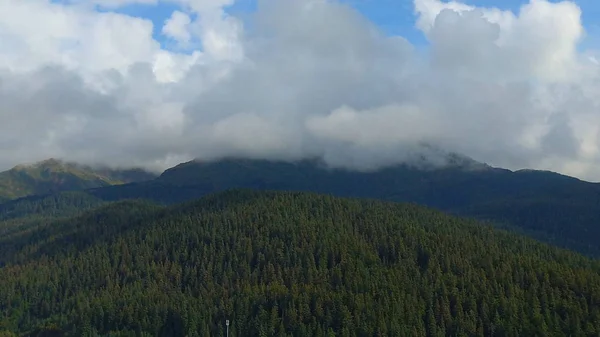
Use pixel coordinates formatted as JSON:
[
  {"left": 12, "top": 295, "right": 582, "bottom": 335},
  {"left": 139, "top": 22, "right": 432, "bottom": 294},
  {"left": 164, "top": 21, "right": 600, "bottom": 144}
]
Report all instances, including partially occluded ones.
[{"left": 1, "top": 190, "right": 599, "bottom": 336}]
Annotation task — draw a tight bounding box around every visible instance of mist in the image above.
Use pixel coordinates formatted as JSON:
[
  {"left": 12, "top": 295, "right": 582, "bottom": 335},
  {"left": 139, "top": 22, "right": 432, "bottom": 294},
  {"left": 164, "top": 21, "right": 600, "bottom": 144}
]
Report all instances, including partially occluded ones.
[{"left": 1, "top": 0, "right": 600, "bottom": 180}]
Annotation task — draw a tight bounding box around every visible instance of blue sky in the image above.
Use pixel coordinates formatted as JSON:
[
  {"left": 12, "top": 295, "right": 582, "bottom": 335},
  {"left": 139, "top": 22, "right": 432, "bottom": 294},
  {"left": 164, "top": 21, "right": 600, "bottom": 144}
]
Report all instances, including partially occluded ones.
[{"left": 107, "top": 0, "right": 600, "bottom": 49}]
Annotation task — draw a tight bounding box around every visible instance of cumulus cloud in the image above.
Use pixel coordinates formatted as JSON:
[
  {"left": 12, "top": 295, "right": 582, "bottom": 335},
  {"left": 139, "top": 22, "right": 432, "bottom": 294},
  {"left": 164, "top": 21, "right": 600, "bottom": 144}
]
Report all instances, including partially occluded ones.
[
  {"left": 162, "top": 10, "right": 193, "bottom": 47},
  {"left": 1, "top": 0, "right": 600, "bottom": 181}
]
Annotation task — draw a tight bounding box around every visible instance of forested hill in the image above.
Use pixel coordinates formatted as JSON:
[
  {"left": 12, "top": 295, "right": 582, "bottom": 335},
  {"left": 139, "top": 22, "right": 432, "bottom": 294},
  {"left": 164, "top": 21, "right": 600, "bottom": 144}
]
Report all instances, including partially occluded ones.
[
  {"left": 1, "top": 190, "right": 600, "bottom": 336},
  {"left": 4, "top": 157, "right": 600, "bottom": 257},
  {"left": 0, "top": 158, "right": 156, "bottom": 200},
  {"left": 78, "top": 158, "right": 600, "bottom": 257}
]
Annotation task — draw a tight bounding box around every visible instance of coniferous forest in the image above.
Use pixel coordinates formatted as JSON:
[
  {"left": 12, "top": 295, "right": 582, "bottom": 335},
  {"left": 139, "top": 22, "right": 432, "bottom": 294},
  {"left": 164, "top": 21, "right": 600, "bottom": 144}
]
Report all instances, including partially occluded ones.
[
  {"left": 1, "top": 190, "right": 600, "bottom": 336},
  {"left": 6, "top": 0, "right": 600, "bottom": 335}
]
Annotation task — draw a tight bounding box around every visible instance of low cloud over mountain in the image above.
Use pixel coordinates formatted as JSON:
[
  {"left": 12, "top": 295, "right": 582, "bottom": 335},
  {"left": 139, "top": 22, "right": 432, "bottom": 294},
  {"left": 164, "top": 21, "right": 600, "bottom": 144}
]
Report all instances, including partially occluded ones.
[{"left": 2, "top": 0, "right": 600, "bottom": 180}]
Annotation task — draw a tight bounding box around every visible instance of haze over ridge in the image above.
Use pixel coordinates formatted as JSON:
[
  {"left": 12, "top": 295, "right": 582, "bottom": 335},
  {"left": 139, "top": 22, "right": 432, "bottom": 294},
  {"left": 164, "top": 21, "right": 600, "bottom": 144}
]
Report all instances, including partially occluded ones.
[{"left": 2, "top": 0, "right": 600, "bottom": 181}]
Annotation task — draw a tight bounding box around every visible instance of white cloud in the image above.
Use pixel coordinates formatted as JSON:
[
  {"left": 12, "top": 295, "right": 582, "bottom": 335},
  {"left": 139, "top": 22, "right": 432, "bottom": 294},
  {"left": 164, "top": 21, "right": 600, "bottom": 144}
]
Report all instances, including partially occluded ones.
[
  {"left": 2, "top": 0, "right": 600, "bottom": 181},
  {"left": 0, "top": 0, "right": 162, "bottom": 74},
  {"left": 414, "top": 0, "right": 474, "bottom": 33},
  {"left": 306, "top": 104, "right": 442, "bottom": 147},
  {"left": 162, "top": 10, "right": 193, "bottom": 46},
  {"left": 168, "top": 0, "right": 244, "bottom": 61},
  {"left": 420, "top": 0, "right": 583, "bottom": 83}
]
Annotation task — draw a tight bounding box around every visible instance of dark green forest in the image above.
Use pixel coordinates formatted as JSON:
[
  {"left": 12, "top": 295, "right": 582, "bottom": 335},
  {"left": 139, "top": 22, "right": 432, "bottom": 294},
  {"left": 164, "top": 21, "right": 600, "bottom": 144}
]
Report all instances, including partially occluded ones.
[
  {"left": 83, "top": 158, "right": 600, "bottom": 257},
  {"left": 1, "top": 190, "right": 600, "bottom": 336},
  {"left": 4, "top": 158, "right": 600, "bottom": 257}
]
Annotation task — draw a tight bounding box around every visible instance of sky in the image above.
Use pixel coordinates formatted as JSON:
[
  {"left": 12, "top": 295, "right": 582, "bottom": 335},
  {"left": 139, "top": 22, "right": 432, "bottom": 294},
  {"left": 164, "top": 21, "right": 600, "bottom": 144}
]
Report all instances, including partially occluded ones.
[{"left": 2, "top": 0, "right": 600, "bottom": 181}]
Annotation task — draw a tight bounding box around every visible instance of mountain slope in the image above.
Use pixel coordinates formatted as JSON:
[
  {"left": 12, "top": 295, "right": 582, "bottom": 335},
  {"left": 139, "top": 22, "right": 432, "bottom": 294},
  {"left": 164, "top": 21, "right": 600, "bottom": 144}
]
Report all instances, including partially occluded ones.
[
  {"left": 0, "top": 158, "right": 156, "bottom": 200},
  {"left": 5, "top": 157, "right": 600, "bottom": 256},
  {"left": 155, "top": 158, "right": 595, "bottom": 207},
  {"left": 83, "top": 158, "right": 600, "bottom": 256},
  {"left": 0, "top": 192, "right": 108, "bottom": 249},
  {"left": 1, "top": 190, "right": 600, "bottom": 336}
]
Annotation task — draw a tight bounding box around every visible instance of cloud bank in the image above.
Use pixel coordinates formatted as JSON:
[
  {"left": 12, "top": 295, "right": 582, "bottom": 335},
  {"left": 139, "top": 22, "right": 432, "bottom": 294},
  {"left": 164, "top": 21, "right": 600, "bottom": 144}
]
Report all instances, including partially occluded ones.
[{"left": 1, "top": 0, "right": 600, "bottom": 180}]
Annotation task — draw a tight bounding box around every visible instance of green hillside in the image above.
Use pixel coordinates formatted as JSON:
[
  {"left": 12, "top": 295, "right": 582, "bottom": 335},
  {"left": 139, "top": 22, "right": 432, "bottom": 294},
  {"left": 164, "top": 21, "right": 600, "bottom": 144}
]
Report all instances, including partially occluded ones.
[
  {"left": 5, "top": 157, "right": 600, "bottom": 256},
  {"left": 0, "top": 192, "right": 108, "bottom": 249},
  {"left": 81, "top": 158, "right": 600, "bottom": 256},
  {"left": 1, "top": 190, "right": 600, "bottom": 336},
  {"left": 0, "top": 159, "right": 156, "bottom": 200}
]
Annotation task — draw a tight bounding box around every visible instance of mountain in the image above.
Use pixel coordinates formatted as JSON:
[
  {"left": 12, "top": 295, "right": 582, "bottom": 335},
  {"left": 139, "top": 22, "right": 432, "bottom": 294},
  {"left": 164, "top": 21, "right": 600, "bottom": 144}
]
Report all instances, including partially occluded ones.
[
  {"left": 0, "top": 158, "right": 157, "bottom": 200},
  {"left": 4, "top": 155, "right": 600, "bottom": 256},
  {"left": 1, "top": 190, "right": 600, "bottom": 336},
  {"left": 82, "top": 157, "right": 600, "bottom": 256}
]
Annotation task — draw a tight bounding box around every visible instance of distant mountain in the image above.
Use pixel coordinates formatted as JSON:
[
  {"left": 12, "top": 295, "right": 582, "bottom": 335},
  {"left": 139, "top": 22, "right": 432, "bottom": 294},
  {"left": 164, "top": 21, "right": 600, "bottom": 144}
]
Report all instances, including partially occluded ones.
[
  {"left": 84, "top": 157, "right": 600, "bottom": 256},
  {"left": 1, "top": 190, "right": 600, "bottom": 336},
  {"left": 5, "top": 154, "right": 600, "bottom": 256},
  {"left": 0, "top": 158, "right": 157, "bottom": 200}
]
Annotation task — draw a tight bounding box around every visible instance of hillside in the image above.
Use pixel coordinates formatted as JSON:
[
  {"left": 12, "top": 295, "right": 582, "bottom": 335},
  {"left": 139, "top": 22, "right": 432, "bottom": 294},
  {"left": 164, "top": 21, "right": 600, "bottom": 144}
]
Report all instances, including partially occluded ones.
[
  {"left": 1, "top": 190, "right": 599, "bottom": 336},
  {"left": 79, "top": 158, "right": 600, "bottom": 256},
  {"left": 0, "top": 192, "right": 108, "bottom": 249},
  {"left": 4, "top": 156, "right": 600, "bottom": 256},
  {"left": 0, "top": 159, "right": 156, "bottom": 200}
]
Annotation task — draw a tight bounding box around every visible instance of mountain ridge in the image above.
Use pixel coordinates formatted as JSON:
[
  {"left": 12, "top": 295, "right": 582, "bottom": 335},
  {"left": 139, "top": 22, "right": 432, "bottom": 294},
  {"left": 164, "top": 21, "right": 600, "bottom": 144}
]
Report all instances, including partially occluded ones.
[
  {"left": 3, "top": 155, "right": 600, "bottom": 256},
  {"left": 0, "top": 158, "right": 157, "bottom": 200},
  {"left": 92, "top": 157, "right": 600, "bottom": 256}
]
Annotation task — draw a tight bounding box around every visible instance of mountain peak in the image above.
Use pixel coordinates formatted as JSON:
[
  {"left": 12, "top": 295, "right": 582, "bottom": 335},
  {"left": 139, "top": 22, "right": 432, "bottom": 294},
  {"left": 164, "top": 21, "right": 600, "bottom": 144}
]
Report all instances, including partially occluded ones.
[
  {"left": 37, "top": 158, "right": 64, "bottom": 167},
  {"left": 400, "top": 143, "right": 492, "bottom": 172},
  {"left": 13, "top": 158, "right": 63, "bottom": 170},
  {"left": 1, "top": 159, "right": 156, "bottom": 200}
]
